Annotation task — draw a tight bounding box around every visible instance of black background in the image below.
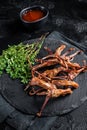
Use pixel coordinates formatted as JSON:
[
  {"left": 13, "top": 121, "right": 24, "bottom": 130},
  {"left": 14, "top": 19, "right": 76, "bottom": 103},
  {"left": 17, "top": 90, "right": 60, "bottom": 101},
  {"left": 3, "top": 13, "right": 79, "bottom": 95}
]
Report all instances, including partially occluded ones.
[{"left": 0, "top": 0, "right": 87, "bottom": 130}]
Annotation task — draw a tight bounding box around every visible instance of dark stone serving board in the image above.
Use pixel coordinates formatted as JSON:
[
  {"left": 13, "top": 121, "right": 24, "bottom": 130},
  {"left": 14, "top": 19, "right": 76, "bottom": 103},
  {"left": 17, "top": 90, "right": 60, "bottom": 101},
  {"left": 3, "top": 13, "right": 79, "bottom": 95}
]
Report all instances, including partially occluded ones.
[{"left": 0, "top": 31, "right": 87, "bottom": 116}]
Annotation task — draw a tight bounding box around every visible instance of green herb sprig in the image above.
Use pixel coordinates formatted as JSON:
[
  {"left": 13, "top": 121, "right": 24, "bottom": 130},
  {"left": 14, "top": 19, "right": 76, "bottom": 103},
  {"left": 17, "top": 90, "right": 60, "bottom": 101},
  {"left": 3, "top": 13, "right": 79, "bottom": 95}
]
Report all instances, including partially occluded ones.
[{"left": 0, "top": 35, "right": 45, "bottom": 84}]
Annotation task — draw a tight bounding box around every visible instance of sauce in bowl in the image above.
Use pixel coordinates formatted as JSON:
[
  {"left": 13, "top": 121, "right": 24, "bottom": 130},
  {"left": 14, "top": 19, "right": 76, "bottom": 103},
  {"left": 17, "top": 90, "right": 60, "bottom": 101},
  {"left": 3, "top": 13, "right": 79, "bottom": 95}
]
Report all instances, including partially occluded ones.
[
  {"left": 22, "top": 9, "right": 45, "bottom": 22},
  {"left": 20, "top": 5, "right": 49, "bottom": 30}
]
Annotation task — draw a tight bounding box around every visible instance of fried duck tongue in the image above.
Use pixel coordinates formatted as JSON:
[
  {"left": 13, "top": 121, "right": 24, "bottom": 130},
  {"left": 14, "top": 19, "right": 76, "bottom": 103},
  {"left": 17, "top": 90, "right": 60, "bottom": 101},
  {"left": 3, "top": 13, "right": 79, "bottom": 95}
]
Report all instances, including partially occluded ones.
[
  {"left": 61, "top": 48, "right": 75, "bottom": 57},
  {"left": 61, "top": 50, "right": 81, "bottom": 61},
  {"left": 33, "top": 57, "right": 80, "bottom": 72},
  {"left": 52, "top": 79, "right": 79, "bottom": 88},
  {"left": 32, "top": 58, "right": 58, "bottom": 71},
  {"left": 68, "top": 67, "right": 87, "bottom": 80},
  {"left": 37, "top": 88, "right": 72, "bottom": 116},
  {"left": 30, "top": 76, "right": 56, "bottom": 90},
  {"left": 42, "top": 44, "right": 66, "bottom": 60},
  {"left": 42, "top": 66, "right": 68, "bottom": 78},
  {"left": 55, "top": 45, "right": 66, "bottom": 56},
  {"left": 51, "top": 88, "right": 72, "bottom": 97}
]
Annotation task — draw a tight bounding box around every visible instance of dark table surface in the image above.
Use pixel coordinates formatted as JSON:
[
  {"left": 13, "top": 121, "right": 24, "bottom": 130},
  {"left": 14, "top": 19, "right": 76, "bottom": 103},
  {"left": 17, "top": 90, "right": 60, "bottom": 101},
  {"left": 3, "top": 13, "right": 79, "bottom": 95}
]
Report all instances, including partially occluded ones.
[{"left": 0, "top": 0, "right": 87, "bottom": 130}]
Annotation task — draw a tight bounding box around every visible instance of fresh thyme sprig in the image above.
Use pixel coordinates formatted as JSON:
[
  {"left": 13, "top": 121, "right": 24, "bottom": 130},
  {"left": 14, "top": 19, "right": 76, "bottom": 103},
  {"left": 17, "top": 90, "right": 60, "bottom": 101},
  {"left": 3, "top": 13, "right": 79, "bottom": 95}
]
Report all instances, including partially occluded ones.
[{"left": 0, "top": 35, "right": 46, "bottom": 84}]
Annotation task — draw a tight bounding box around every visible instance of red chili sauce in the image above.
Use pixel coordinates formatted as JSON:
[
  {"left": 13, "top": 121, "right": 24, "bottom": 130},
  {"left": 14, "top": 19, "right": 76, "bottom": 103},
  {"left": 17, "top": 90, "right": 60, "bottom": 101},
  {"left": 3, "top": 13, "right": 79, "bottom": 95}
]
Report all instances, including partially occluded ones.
[{"left": 22, "top": 9, "right": 44, "bottom": 22}]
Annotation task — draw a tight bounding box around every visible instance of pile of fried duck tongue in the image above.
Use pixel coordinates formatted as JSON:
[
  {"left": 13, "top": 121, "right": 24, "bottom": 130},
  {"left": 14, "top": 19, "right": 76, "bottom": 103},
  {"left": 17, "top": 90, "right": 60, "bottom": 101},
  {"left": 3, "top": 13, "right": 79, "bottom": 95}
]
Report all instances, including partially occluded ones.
[{"left": 25, "top": 44, "right": 87, "bottom": 116}]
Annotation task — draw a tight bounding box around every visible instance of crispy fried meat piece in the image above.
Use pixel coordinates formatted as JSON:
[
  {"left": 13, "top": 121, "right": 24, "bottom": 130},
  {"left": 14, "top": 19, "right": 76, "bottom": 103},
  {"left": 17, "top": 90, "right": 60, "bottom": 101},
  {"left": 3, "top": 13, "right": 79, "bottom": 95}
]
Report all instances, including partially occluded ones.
[
  {"left": 33, "top": 56, "right": 81, "bottom": 71},
  {"left": 42, "top": 44, "right": 66, "bottom": 60},
  {"left": 29, "top": 76, "right": 72, "bottom": 116},
  {"left": 30, "top": 76, "right": 56, "bottom": 90},
  {"left": 37, "top": 88, "right": 72, "bottom": 116},
  {"left": 42, "top": 66, "right": 68, "bottom": 78},
  {"left": 52, "top": 79, "right": 79, "bottom": 88},
  {"left": 68, "top": 66, "right": 87, "bottom": 80},
  {"left": 61, "top": 50, "right": 81, "bottom": 61}
]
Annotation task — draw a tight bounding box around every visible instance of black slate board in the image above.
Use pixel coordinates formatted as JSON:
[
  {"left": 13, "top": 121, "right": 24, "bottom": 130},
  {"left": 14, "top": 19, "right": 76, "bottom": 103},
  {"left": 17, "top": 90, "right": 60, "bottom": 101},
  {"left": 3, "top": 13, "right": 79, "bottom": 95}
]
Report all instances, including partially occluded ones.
[{"left": 0, "top": 31, "right": 87, "bottom": 116}]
